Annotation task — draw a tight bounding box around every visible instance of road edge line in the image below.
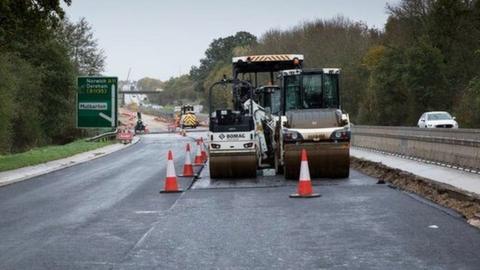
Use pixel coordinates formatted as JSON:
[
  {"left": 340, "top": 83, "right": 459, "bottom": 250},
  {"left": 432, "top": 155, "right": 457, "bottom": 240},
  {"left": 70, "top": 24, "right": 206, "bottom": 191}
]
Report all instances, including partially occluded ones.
[{"left": 0, "top": 136, "right": 141, "bottom": 188}]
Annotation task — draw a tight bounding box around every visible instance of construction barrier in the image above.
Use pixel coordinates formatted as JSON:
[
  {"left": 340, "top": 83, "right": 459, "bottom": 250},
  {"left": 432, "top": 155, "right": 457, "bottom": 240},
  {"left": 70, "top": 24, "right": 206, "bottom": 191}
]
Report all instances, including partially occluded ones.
[{"left": 116, "top": 129, "right": 133, "bottom": 144}]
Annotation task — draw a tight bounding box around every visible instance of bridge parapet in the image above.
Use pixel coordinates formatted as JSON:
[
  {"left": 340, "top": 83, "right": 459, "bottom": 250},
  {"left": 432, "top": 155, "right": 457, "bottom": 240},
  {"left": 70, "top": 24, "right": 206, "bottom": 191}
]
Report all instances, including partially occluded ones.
[{"left": 352, "top": 126, "right": 480, "bottom": 173}]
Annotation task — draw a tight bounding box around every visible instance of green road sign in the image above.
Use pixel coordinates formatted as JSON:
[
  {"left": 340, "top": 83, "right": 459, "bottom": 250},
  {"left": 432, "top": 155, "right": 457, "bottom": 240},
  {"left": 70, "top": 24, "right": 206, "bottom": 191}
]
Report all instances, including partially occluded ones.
[{"left": 77, "top": 77, "right": 118, "bottom": 128}]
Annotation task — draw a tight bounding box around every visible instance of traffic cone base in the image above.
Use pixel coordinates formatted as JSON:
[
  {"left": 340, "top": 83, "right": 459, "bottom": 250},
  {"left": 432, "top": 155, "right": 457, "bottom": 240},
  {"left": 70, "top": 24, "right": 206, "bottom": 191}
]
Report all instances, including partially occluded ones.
[
  {"left": 160, "top": 177, "right": 183, "bottom": 193},
  {"left": 160, "top": 190, "right": 183, "bottom": 193},
  {"left": 289, "top": 193, "right": 321, "bottom": 198}
]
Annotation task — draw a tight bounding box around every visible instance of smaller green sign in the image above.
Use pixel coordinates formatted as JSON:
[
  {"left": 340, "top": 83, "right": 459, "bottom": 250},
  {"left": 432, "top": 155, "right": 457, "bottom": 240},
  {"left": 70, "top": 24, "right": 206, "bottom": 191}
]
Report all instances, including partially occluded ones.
[{"left": 77, "top": 77, "right": 118, "bottom": 128}]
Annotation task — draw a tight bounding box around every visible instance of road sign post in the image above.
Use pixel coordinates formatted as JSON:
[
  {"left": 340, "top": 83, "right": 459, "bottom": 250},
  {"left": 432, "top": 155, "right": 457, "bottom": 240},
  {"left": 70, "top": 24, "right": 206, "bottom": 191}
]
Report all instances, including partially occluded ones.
[{"left": 77, "top": 77, "right": 118, "bottom": 128}]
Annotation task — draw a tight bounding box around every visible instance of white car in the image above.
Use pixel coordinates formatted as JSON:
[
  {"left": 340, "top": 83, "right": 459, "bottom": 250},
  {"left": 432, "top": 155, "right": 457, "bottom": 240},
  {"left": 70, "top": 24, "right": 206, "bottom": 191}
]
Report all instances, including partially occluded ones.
[{"left": 417, "top": 111, "right": 458, "bottom": 128}]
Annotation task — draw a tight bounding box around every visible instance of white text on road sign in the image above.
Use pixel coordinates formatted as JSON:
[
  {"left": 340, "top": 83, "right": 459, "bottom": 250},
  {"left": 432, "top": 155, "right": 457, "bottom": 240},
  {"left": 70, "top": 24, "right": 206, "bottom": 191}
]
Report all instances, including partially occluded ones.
[{"left": 79, "top": 103, "right": 108, "bottom": 110}]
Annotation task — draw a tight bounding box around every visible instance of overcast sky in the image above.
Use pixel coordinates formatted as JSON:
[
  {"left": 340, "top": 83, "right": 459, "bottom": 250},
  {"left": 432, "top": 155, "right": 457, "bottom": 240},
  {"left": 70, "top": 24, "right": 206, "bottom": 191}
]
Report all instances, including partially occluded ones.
[{"left": 63, "top": 0, "right": 399, "bottom": 81}]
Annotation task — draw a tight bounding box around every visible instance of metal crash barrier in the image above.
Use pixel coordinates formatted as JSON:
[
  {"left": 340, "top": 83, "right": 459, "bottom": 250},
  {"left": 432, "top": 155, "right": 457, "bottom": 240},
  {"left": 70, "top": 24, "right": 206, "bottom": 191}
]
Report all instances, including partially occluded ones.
[{"left": 351, "top": 126, "right": 480, "bottom": 173}]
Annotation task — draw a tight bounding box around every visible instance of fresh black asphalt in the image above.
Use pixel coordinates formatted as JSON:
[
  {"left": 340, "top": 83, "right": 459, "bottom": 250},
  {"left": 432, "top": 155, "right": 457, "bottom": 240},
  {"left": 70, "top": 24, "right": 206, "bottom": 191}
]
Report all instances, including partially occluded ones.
[{"left": 0, "top": 133, "right": 479, "bottom": 269}]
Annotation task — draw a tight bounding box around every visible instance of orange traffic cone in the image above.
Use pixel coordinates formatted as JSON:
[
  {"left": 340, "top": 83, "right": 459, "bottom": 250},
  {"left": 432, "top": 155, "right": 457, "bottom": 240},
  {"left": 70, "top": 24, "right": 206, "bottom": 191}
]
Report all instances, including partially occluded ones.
[
  {"left": 194, "top": 141, "right": 204, "bottom": 165},
  {"left": 180, "top": 143, "right": 194, "bottom": 177},
  {"left": 160, "top": 150, "right": 183, "bottom": 193},
  {"left": 200, "top": 137, "right": 207, "bottom": 162},
  {"left": 290, "top": 149, "right": 320, "bottom": 198}
]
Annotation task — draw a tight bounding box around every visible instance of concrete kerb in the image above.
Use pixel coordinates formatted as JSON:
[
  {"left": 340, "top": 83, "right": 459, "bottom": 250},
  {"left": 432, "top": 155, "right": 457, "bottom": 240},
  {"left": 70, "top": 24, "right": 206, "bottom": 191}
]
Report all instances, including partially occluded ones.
[{"left": 0, "top": 136, "right": 141, "bottom": 188}]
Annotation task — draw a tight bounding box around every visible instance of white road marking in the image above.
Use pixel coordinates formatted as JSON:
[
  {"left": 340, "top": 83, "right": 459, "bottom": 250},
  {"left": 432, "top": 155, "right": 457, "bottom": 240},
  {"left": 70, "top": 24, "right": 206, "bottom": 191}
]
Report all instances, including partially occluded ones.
[{"left": 135, "top": 211, "right": 160, "bottom": 214}]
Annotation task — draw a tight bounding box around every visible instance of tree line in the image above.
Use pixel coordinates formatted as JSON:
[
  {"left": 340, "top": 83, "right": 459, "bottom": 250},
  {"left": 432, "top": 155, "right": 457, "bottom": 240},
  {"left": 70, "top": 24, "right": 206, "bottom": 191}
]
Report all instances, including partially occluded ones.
[
  {"left": 185, "top": 0, "right": 480, "bottom": 128},
  {"left": 0, "top": 1, "right": 105, "bottom": 153},
  {"left": 136, "top": 75, "right": 200, "bottom": 106}
]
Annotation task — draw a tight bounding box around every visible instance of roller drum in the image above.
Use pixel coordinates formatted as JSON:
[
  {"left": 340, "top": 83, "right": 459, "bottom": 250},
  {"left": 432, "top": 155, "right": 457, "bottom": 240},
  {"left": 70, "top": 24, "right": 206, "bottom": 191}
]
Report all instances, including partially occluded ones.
[
  {"left": 283, "top": 142, "right": 350, "bottom": 179},
  {"left": 209, "top": 152, "right": 257, "bottom": 178}
]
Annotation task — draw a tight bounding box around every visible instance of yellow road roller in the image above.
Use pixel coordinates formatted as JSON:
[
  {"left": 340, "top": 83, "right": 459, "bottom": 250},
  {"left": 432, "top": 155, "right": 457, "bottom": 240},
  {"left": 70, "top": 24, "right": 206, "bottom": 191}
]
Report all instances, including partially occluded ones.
[
  {"left": 179, "top": 105, "right": 198, "bottom": 129},
  {"left": 277, "top": 68, "right": 351, "bottom": 179}
]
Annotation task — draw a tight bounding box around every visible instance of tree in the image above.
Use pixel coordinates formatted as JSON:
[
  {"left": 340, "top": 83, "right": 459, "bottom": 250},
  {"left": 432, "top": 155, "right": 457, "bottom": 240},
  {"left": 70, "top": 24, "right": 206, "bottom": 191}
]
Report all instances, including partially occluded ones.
[
  {"left": 0, "top": 0, "right": 71, "bottom": 52},
  {"left": 138, "top": 75, "right": 198, "bottom": 106},
  {"left": 0, "top": 55, "right": 16, "bottom": 153},
  {"left": 57, "top": 17, "right": 106, "bottom": 76},
  {"left": 138, "top": 77, "right": 163, "bottom": 92},
  {"left": 202, "top": 62, "right": 232, "bottom": 110},
  {"left": 35, "top": 39, "right": 77, "bottom": 144},
  {"left": 358, "top": 45, "right": 386, "bottom": 124},
  {"left": 190, "top": 31, "right": 257, "bottom": 92},
  {"left": 361, "top": 40, "right": 449, "bottom": 126},
  {"left": 455, "top": 77, "right": 480, "bottom": 127},
  {"left": 250, "top": 17, "right": 379, "bottom": 121},
  {"left": 385, "top": 0, "right": 480, "bottom": 111},
  {"left": 0, "top": 1, "right": 105, "bottom": 152}
]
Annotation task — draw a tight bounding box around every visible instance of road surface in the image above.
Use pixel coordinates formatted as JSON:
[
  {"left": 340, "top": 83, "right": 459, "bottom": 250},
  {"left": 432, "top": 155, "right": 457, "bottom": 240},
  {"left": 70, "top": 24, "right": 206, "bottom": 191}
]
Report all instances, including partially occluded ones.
[{"left": 0, "top": 133, "right": 479, "bottom": 269}]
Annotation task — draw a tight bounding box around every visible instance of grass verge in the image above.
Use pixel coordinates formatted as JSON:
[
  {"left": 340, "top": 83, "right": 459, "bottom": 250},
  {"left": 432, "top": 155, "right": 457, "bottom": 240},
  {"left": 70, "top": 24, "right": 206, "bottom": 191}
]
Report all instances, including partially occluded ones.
[{"left": 0, "top": 139, "right": 114, "bottom": 172}]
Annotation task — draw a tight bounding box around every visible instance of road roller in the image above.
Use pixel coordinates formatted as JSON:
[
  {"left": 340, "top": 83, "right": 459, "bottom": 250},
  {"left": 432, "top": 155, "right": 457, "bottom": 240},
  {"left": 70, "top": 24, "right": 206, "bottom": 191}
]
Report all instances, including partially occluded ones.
[
  {"left": 208, "top": 54, "right": 350, "bottom": 179},
  {"left": 277, "top": 68, "right": 351, "bottom": 179},
  {"left": 208, "top": 55, "right": 305, "bottom": 178},
  {"left": 179, "top": 104, "right": 198, "bottom": 129},
  {"left": 231, "top": 54, "right": 304, "bottom": 170},
  {"left": 207, "top": 79, "right": 258, "bottom": 178}
]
